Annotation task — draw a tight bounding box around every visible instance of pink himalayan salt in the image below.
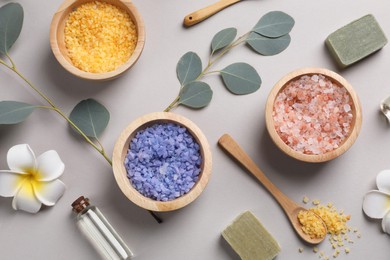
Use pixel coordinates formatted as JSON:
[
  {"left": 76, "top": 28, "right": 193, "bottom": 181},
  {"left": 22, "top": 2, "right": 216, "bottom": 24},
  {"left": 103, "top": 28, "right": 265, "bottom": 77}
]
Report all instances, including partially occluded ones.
[{"left": 273, "top": 74, "right": 353, "bottom": 155}]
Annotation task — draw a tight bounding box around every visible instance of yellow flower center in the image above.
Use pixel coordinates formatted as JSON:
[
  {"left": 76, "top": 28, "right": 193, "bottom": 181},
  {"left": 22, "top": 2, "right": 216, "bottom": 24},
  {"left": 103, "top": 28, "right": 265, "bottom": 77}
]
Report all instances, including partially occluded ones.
[{"left": 16, "top": 168, "right": 44, "bottom": 197}]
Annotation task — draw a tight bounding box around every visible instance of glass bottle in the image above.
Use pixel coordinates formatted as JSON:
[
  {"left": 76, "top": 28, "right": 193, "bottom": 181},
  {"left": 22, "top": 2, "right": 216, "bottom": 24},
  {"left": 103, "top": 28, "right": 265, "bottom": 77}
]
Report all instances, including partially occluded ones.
[{"left": 72, "top": 196, "right": 134, "bottom": 260}]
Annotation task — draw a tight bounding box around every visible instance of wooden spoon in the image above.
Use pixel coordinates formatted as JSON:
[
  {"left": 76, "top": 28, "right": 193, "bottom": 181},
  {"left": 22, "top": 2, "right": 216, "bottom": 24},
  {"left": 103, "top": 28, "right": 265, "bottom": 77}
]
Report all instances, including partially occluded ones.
[
  {"left": 218, "top": 134, "right": 326, "bottom": 244},
  {"left": 183, "top": 0, "right": 243, "bottom": 27}
]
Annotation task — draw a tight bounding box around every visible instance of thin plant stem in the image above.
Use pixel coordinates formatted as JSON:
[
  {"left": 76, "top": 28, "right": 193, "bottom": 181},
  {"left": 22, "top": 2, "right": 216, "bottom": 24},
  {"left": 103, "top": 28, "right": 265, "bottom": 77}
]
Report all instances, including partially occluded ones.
[
  {"left": 5, "top": 53, "right": 16, "bottom": 69},
  {"left": 163, "top": 95, "right": 180, "bottom": 112}
]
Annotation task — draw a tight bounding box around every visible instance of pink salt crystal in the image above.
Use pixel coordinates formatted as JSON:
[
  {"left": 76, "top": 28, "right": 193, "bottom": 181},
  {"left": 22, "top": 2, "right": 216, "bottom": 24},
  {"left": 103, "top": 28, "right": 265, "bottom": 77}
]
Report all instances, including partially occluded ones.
[
  {"left": 273, "top": 74, "right": 353, "bottom": 155},
  {"left": 344, "top": 104, "right": 351, "bottom": 112}
]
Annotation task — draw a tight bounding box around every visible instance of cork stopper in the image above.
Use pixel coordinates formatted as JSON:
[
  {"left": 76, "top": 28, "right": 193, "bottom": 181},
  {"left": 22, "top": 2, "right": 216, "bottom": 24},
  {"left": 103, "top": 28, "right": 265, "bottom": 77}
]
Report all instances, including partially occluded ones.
[{"left": 72, "top": 196, "right": 90, "bottom": 214}]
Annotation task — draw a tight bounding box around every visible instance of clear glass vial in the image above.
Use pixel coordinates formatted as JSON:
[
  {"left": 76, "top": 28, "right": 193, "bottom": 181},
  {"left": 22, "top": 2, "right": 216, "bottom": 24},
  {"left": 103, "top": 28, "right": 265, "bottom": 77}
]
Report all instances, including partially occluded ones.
[{"left": 72, "top": 196, "right": 134, "bottom": 260}]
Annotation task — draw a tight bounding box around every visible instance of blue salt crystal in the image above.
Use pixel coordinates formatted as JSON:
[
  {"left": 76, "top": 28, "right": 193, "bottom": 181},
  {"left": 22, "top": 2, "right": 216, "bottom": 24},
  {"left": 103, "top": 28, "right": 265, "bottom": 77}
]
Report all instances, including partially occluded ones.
[{"left": 124, "top": 123, "right": 202, "bottom": 201}]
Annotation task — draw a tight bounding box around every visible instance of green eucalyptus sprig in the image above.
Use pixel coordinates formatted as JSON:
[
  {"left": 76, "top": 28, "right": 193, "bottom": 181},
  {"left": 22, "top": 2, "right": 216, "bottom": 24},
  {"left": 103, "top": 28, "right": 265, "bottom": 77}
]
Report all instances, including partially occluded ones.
[
  {"left": 164, "top": 11, "right": 295, "bottom": 111},
  {"left": 0, "top": 3, "right": 112, "bottom": 165}
]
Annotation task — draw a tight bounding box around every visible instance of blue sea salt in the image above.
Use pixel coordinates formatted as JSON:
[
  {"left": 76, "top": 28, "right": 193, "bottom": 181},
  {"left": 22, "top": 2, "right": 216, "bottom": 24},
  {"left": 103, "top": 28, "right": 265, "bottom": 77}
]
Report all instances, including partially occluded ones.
[{"left": 124, "top": 123, "right": 202, "bottom": 201}]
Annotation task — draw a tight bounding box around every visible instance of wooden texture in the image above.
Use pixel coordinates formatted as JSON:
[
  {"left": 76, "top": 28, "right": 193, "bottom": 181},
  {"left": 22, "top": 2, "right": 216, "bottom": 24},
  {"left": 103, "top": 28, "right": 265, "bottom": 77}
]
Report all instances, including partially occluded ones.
[
  {"left": 112, "top": 112, "right": 213, "bottom": 212},
  {"left": 49, "top": 0, "right": 145, "bottom": 80},
  {"left": 183, "top": 0, "right": 243, "bottom": 27},
  {"left": 218, "top": 134, "right": 326, "bottom": 245},
  {"left": 265, "top": 68, "right": 363, "bottom": 163}
]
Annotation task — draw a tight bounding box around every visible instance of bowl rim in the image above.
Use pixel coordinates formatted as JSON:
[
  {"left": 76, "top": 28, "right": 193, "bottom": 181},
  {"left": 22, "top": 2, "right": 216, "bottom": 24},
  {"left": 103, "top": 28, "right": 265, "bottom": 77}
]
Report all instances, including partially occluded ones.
[
  {"left": 265, "top": 67, "right": 362, "bottom": 163},
  {"left": 112, "top": 112, "right": 213, "bottom": 212},
  {"left": 49, "top": 0, "right": 145, "bottom": 81}
]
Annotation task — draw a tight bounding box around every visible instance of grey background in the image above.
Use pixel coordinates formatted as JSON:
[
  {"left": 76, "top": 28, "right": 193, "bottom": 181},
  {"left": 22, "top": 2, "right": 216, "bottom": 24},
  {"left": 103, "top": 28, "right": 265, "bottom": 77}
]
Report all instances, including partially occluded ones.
[{"left": 1, "top": 0, "right": 390, "bottom": 259}]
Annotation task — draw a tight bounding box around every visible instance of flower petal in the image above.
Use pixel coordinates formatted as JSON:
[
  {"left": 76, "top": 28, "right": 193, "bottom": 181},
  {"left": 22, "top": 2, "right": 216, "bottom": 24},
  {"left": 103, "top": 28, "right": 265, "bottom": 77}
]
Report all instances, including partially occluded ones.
[
  {"left": 7, "top": 144, "right": 36, "bottom": 172},
  {"left": 32, "top": 179, "right": 66, "bottom": 206},
  {"left": 382, "top": 210, "right": 390, "bottom": 235},
  {"left": 12, "top": 181, "right": 42, "bottom": 213},
  {"left": 0, "top": 170, "right": 27, "bottom": 197},
  {"left": 377, "top": 170, "right": 390, "bottom": 193},
  {"left": 363, "top": 190, "right": 390, "bottom": 219},
  {"left": 36, "top": 150, "right": 65, "bottom": 181}
]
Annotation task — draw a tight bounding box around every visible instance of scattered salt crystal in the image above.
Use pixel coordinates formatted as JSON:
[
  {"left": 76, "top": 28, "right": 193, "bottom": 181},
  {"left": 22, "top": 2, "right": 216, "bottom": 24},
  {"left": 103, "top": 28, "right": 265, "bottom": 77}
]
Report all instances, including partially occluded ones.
[{"left": 273, "top": 74, "right": 353, "bottom": 155}]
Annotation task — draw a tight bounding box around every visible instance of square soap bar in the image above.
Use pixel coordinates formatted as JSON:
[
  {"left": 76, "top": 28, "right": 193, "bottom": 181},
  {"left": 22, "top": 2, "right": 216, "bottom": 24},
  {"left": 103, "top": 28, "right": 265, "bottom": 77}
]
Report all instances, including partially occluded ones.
[
  {"left": 222, "top": 211, "right": 281, "bottom": 260},
  {"left": 325, "top": 14, "right": 388, "bottom": 68}
]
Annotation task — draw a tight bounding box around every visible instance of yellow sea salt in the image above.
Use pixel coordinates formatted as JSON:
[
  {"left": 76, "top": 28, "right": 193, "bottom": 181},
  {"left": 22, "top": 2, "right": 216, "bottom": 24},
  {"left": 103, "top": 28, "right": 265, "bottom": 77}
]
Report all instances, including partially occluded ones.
[
  {"left": 297, "top": 199, "right": 360, "bottom": 258},
  {"left": 64, "top": 1, "right": 137, "bottom": 73},
  {"left": 309, "top": 205, "right": 350, "bottom": 235},
  {"left": 298, "top": 210, "right": 327, "bottom": 239}
]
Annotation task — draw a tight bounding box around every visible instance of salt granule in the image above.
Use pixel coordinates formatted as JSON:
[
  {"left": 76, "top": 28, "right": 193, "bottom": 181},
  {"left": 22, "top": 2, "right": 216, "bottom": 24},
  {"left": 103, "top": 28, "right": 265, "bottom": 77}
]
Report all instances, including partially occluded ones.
[
  {"left": 124, "top": 123, "right": 202, "bottom": 201},
  {"left": 273, "top": 74, "right": 353, "bottom": 155}
]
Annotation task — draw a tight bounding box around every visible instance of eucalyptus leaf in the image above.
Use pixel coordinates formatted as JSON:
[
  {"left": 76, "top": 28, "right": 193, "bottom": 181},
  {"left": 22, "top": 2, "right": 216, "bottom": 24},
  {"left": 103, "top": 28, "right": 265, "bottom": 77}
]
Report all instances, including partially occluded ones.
[
  {"left": 0, "top": 101, "right": 35, "bottom": 124},
  {"left": 211, "top": 27, "right": 237, "bottom": 53},
  {"left": 179, "top": 81, "right": 213, "bottom": 108},
  {"left": 0, "top": 3, "right": 23, "bottom": 55},
  {"left": 69, "top": 99, "right": 110, "bottom": 138},
  {"left": 252, "top": 11, "right": 294, "bottom": 38},
  {"left": 246, "top": 32, "right": 291, "bottom": 56},
  {"left": 220, "top": 63, "right": 261, "bottom": 95},
  {"left": 176, "top": 52, "right": 202, "bottom": 86}
]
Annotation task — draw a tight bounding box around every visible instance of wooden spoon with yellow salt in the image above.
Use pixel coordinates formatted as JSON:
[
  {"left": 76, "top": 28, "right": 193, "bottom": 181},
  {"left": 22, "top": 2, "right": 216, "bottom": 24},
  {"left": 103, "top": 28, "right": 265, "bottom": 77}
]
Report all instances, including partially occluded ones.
[{"left": 218, "top": 134, "right": 327, "bottom": 244}]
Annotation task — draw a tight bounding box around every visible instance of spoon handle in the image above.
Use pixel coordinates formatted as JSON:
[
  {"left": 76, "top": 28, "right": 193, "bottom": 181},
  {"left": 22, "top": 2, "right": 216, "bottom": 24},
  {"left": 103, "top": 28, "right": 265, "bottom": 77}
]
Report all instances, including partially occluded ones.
[
  {"left": 218, "top": 134, "right": 299, "bottom": 212},
  {"left": 183, "top": 0, "right": 242, "bottom": 27}
]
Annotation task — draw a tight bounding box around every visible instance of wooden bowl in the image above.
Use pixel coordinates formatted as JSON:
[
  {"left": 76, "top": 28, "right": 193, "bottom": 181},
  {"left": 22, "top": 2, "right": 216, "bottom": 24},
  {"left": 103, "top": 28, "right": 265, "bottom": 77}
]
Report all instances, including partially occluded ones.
[
  {"left": 265, "top": 68, "right": 362, "bottom": 163},
  {"left": 50, "top": 0, "right": 145, "bottom": 80},
  {"left": 112, "top": 112, "right": 213, "bottom": 212}
]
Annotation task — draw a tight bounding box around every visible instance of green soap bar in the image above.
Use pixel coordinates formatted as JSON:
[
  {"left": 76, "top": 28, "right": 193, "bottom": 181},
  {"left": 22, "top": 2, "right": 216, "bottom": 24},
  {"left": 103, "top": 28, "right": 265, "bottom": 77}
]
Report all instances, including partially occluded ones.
[
  {"left": 222, "top": 211, "right": 281, "bottom": 260},
  {"left": 325, "top": 14, "right": 388, "bottom": 68}
]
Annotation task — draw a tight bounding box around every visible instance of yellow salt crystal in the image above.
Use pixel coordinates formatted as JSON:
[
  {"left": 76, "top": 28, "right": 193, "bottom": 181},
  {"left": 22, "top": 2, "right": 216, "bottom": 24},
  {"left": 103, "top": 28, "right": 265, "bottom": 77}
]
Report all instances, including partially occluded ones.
[
  {"left": 313, "top": 199, "right": 321, "bottom": 205},
  {"left": 299, "top": 248, "right": 304, "bottom": 253},
  {"left": 298, "top": 210, "right": 326, "bottom": 239},
  {"left": 313, "top": 247, "right": 319, "bottom": 253},
  {"left": 64, "top": 1, "right": 137, "bottom": 73},
  {"left": 345, "top": 247, "right": 350, "bottom": 254},
  {"left": 303, "top": 196, "right": 310, "bottom": 204}
]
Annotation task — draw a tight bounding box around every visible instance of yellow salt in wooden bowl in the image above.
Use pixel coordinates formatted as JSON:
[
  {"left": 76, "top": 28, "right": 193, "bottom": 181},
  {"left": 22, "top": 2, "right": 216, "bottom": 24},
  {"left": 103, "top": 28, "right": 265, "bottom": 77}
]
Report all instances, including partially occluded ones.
[
  {"left": 265, "top": 68, "right": 362, "bottom": 163},
  {"left": 50, "top": 0, "right": 145, "bottom": 80},
  {"left": 112, "top": 112, "right": 213, "bottom": 212}
]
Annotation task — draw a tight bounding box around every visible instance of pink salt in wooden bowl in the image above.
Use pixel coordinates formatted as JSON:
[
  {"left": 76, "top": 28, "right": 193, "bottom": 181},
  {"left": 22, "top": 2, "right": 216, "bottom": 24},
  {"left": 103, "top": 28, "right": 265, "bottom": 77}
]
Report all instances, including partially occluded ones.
[
  {"left": 50, "top": 0, "right": 145, "bottom": 80},
  {"left": 112, "top": 112, "right": 212, "bottom": 212},
  {"left": 265, "top": 68, "right": 362, "bottom": 163}
]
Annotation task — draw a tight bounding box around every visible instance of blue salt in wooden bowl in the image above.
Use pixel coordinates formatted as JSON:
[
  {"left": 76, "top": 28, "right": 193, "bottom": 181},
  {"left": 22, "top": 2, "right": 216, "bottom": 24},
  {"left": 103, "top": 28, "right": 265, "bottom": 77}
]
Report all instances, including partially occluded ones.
[{"left": 112, "top": 112, "right": 212, "bottom": 212}]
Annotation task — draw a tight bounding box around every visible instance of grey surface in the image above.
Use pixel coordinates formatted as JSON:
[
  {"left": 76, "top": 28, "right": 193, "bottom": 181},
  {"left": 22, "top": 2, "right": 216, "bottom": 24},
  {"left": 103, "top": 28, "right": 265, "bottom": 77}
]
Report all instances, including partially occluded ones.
[{"left": 0, "top": 0, "right": 390, "bottom": 259}]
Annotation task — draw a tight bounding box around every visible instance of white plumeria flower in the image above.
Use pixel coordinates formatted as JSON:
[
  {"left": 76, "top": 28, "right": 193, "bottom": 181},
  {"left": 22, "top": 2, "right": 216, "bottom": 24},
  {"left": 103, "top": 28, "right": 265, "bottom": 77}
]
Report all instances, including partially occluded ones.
[
  {"left": 363, "top": 170, "right": 390, "bottom": 235},
  {"left": 0, "top": 144, "right": 66, "bottom": 213}
]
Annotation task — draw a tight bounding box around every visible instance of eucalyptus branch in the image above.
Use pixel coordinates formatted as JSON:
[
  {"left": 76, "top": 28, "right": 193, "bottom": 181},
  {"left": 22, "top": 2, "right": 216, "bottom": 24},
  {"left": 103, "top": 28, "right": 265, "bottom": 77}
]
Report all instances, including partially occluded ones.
[
  {"left": 0, "top": 59, "right": 112, "bottom": 166},
  {"left": 163, "top": 12, "right": 294, "bottom": 112}
]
